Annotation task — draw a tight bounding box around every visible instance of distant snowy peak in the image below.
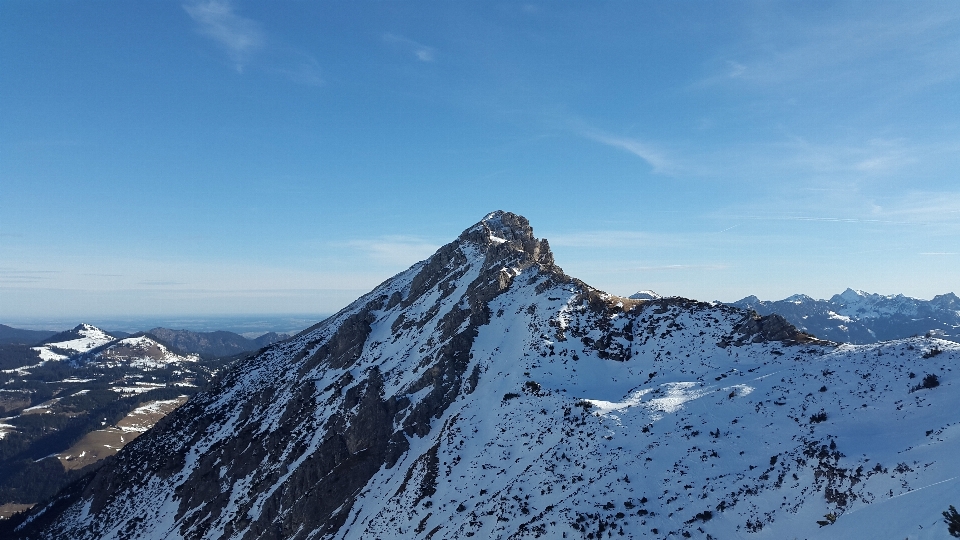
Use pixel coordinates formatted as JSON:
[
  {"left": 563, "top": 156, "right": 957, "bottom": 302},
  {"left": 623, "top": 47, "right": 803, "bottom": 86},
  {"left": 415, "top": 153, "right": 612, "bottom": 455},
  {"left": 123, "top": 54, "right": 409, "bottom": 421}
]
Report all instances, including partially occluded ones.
[
  {"left": 41, "top": 323, "right": 115, "bottom": 352},
  {"left": 732, "top": 294, "right": 761, "bottom": 309},
  {"left": 27, "top": 325, "right": 199, "bottom": 369},
  {"left": 628, "top": 290, "right": 662, "bottom": 300},
  {"left": 933, "top": 292, "right": 960, "bottom": 310},
  {"left": 835, "top": 287, "right": 868, "bottom": 303},
  {"left": 31, "top": 323, "right": 117, "bottom": 361}
]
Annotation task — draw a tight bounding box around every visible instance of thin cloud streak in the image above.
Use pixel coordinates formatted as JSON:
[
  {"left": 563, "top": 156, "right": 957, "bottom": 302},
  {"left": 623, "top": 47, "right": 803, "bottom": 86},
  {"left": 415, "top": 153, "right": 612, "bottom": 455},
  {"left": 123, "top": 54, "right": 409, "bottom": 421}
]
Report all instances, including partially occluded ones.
[
  {"left": 383, "top": 33, "right": 437, "bottom": 62},
  {"left": 183, "top": 0, "right": 264, "bottom": 72},
  {"left": 344, "top": 236, "right": 441, "bottom": 267},
  {"left": 582, "top": 130, "right": 674, "bottom": 174},
  {"left": 183, "top": 0, "right": 322, "bottom": 85},
  {"left": 635, "top": 264, "right": 727, "bottom": 271},
  {"left": 698, "top": 9, "right": 960, "bottom": 92},
  {"left": 545, "top": 230, "right": 671, "bottom": 249}
]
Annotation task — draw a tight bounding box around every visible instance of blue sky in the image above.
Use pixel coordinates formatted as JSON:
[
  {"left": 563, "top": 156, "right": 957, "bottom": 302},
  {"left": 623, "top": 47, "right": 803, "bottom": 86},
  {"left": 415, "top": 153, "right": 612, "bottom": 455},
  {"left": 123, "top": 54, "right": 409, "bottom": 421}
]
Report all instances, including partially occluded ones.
[{"left": 2, "top": 1, "right": 960, "bottom": 321}]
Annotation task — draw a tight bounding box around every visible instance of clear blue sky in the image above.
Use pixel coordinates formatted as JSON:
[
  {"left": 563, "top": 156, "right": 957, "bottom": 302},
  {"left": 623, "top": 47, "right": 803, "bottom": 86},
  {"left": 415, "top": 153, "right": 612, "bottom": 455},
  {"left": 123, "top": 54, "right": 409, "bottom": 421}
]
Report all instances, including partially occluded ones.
[{"left": 2, "top": 1, "right": 959, "bottom": 320}]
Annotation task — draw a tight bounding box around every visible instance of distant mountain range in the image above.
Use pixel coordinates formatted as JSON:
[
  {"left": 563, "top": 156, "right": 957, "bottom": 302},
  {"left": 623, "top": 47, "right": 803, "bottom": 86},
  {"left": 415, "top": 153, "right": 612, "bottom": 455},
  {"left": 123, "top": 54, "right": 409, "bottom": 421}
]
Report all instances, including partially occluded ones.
[{"left": 728, "top": 288, "right": 960, "bottom": 344}]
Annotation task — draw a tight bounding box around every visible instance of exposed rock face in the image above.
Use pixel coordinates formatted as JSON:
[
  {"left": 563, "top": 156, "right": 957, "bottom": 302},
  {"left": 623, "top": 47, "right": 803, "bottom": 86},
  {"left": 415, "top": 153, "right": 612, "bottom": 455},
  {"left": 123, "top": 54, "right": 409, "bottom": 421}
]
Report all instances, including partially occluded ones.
[
  {"left": 10, "top": 211, "right": 959, "bottom": 540},
  {"left": 726, "top": 312, "right": 826, "bottom": 347}
]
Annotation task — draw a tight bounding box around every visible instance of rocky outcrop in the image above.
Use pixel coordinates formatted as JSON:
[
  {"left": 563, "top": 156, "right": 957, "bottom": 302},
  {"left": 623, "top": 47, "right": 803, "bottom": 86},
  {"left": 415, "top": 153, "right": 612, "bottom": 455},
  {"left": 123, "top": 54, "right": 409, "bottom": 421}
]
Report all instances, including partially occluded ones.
[{"left": 726, "top": 312, "right": 827, "bottom": 346}]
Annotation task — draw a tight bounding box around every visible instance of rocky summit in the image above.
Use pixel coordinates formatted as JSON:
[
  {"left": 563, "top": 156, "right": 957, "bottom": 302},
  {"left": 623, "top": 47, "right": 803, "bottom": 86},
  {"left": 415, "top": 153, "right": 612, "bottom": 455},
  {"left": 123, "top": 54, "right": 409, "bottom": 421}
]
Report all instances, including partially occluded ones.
[{"left": 9, "top": 211, "right": 959, "bottom": 539}]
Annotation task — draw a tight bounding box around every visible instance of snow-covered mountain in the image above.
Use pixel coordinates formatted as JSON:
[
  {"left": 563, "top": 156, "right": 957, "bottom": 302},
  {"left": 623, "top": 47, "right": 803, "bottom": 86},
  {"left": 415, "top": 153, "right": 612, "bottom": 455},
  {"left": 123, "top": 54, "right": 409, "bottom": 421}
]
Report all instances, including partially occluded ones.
[
  {"left": 628, "top": 290, "right": 662, "bottom": 300},
  {"left": 731, "top": 289, "right": 960, "bottom": 344},
  {"left": 81, "top": 334, "right": 199, "bottom": 370},
  {"left": 9, "top": 212, "right": 960, "bottom": 539},
  {"left": 31, "top": 323, "right": 117, "bottom": 362}
]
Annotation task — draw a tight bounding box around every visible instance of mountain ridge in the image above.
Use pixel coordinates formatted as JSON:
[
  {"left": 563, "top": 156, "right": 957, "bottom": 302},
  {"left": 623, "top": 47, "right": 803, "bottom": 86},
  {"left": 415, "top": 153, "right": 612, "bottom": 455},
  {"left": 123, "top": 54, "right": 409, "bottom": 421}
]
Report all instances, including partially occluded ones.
[
  {"left": 730, "top": 289, "right": 960, "bottom": 344},
  {"left": 8, "top": 211, "right": 959, "bottom": 539},
  {"left": 0, "top": 325, "right": 56, "bottom": 346}
]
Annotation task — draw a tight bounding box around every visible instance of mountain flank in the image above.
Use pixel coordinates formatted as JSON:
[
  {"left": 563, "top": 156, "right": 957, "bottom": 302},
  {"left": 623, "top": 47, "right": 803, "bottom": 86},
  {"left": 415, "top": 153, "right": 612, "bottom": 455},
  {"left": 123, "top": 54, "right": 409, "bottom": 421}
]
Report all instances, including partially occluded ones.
[
  {"left": 146, "top": 328, "right": 289, "bottom": 358},
  {"left": 7, "top": 211, "right": 959, "bottom": 540}
]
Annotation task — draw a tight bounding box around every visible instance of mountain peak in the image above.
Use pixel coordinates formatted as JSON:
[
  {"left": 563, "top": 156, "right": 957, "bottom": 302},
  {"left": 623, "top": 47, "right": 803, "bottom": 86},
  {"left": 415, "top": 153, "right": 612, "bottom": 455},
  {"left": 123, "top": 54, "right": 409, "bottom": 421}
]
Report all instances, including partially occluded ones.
[
  {"left": 463, "top": 210, "right": 531, "bottom": 243},
  {"left": 458, "top": 211, "right": 556, "bottom": 270},
  {"left": 837, "top": 288, "right": 866, "bottom": 302},
  {"left": 628, "top": 290, "right": 662, "bottom": 300},
  {"left": 932, "top": 292, "right": 960, "bottom": 308}
]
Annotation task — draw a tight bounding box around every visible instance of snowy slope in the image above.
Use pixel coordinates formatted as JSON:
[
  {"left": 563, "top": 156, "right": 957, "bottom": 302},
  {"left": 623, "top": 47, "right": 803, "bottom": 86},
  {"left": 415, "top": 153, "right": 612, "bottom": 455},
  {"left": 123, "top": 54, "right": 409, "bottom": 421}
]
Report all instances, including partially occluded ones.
[
  {"left": 11, "top": 212, "right": 960, "bottom": 540},
  {"left": 31, "top": 323, "right": 116, "bottom": 362},
  {"left": 89, "top": 335, "right": 199, "bottom": 369}
]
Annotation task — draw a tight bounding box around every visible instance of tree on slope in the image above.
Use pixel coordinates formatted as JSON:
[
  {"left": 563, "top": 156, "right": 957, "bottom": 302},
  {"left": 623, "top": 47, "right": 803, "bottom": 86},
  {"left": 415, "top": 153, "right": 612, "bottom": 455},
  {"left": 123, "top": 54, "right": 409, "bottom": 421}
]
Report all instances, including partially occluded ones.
[{"left": 945, "top": 505, "right": 960, "bottom": 537}]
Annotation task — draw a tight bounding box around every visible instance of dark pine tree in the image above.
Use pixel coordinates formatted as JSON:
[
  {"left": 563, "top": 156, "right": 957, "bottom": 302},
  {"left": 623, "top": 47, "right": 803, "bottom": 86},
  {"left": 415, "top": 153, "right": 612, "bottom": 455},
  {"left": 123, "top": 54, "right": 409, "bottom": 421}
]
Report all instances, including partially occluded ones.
[{"left": 945, "top": 505, "right": 960, "bottom": 537}]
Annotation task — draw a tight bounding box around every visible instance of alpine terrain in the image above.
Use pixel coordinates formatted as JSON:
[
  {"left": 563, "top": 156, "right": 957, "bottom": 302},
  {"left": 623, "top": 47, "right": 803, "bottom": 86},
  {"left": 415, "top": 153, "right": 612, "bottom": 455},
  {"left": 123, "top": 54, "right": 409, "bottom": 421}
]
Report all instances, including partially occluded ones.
[
  {"left": 730, "top": 290, "right": 960, "bottom": 345},
  {"left": 0, "top": 324, "right": 245, "bottom": 517},
  {"left": 8, "top": 211, "right": 959, "bottom": 539}
]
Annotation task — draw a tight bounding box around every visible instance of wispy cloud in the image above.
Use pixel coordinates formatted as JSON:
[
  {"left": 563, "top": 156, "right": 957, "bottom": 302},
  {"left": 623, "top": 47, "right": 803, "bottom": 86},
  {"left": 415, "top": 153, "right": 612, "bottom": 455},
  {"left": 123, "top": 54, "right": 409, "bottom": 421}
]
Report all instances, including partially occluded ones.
[
  {"left": 267, "top": 48, "right": 323, "bottom": 86},
  {"left": 581, "top": 129, "right": 675, "bottom": 174},
  {"left": 0, "top": 269, "right": 59, "bottom": 284},
  {"left": 183, "top": 0, "right": 321, "bottom": 85},
  {"left": 699, "top": 8, "right": 960, "bottom": 93},
  {"left": 345, "top": 236, "right": 441, "bottom": 266},
  {"left": 877, "top": 191, "right": 960, "bottom": 223},
  {"left": 546, "top": 230, "right": 663, "bottom": 249},
  {"left": 384, "top": 33, "right": 437, "bottom": 62},
  {"left": 636, "top": 264, "right": 727, "bottom": 272},
  {"left": 726, "top": 60, "right": 746, "bottom": 79},
  {"left": 781, "top": 136, "right": 920, "bottom": 176},
  {"left": 183, "top": 0, "right": 264, "bottom": 72}
]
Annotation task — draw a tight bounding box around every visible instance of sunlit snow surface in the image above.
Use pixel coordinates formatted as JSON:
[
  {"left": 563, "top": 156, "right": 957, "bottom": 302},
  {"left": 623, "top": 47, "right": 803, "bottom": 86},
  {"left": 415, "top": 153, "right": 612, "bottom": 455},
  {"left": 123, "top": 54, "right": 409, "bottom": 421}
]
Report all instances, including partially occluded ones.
[
  {"left": 33, "top": 323, "right": 114, "bottom": 356},
  {"left": 29, "top": 232, "right": 960, "bottom": 540},
  {"left": 21, "top": 323, "right": 117, "bottom": 373}
]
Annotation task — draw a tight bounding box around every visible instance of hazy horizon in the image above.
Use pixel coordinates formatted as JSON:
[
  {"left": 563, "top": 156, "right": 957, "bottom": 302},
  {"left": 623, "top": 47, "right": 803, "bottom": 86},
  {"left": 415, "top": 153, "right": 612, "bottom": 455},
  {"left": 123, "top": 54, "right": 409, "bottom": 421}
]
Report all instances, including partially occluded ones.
[{"left": 2, "top": 313, "right": 331, "bottom": 335}]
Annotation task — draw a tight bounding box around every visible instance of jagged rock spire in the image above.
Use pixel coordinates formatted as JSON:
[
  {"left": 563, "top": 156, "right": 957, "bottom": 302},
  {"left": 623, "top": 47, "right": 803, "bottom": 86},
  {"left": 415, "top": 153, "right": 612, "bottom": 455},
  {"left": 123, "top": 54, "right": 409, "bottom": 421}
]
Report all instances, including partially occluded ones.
[{"left": 458, "top": 210, "right": 556, "bottom": 270}]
